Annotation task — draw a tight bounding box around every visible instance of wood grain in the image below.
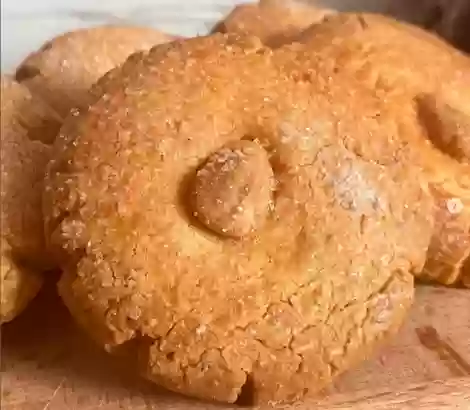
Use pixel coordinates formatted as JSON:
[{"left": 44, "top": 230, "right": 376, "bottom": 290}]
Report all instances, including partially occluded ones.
[
  {"left": 313, "top": 378, "right": 470, "bottom": 410},
  {"left": 1, "top": 278, "right": 469, "bottom": 409}
]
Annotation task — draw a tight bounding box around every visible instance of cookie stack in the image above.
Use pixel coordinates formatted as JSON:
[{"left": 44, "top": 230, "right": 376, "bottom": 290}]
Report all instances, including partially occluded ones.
[{"left": 1, "top": 0, "right": 469, "bottom": 405}]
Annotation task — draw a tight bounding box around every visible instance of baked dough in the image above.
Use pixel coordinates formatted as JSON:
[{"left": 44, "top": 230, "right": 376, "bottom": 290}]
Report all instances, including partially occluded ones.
[
  {"left": 0, "top": 76, "right": 61, "bottom": 323},
  {"left": 15, "top": 25, "right": 176, "bottom": 118},
  {"left": 212, "top": 0, "right": 334, "bottom": 47},
  {"left": 44, "top": 34, "right": 434, "bottom": 403},
  {"left": 297, "top": 13, "right": 470, "bottom": 287}
]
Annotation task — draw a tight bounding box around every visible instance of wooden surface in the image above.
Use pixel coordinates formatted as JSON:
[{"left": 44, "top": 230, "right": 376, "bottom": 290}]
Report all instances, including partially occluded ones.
[
  {"left": 313, "top": 378, "right": 470, "bottom": 410},
  {"left": 2, "top": 279, "right": 469, "bottom": 409}
]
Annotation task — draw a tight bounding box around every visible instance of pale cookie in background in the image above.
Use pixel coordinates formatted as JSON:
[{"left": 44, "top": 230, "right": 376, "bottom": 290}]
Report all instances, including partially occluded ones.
[
  {"left": 211, "top": 0, "right": 335, "bottom": 47},
  {"left": 297, "top": 13, "right": 470, "bottom": 287},
  {"left": 14, "top": 26, "right": 177, "bottom": 119},
  {"left": 44, "top": 33, "right": 435, "bottom": 404},
  {"left": 0, "top": 76, "right": 62, "bottom": 324}
]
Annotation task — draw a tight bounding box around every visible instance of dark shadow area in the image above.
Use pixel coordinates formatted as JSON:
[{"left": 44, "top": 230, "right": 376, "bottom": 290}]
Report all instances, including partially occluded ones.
[{"left": 235, "top": 375, "right": 255, "bottom": 407}]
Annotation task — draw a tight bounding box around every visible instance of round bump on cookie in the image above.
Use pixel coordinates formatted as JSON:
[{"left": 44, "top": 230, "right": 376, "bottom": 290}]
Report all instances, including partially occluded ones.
[
  {"left": 0, "top": 76, "right": 61, "bottom": 324},
  {"left": 44, "top": 34, "right": 435, "bottom": 404},
  {"left": 191, "top": 140, "right": 275, "bottom": 238},
  {"left": 15, "top": 25, "right": 177, "bottom": 118},
  {"left": 298, "top": 12, "right": 470, "bottom": 287}
]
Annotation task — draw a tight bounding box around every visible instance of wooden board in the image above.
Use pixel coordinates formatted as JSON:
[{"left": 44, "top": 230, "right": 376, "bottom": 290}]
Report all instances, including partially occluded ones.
[{"left": 2, "top": 280, "right": 469, "bottom": 409}]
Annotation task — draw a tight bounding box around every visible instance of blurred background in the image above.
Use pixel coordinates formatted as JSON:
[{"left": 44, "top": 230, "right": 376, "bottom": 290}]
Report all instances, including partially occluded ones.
[{"left": 1, "top": 0, "right": 468, "bottom": 73}]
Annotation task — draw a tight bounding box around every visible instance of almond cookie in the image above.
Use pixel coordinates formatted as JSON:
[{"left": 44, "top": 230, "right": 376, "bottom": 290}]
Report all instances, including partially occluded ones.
[
  {"left": 44, "top": 34, "right": 434, "bottom": 404},
  {"left": 1, "top": 76, "right": 61, "bottom": 323},
  {"left": 212, "top": 0, "right": 335, "bottom": 47},
  {"left": 15, "top": 25, "right": 176, "bottom": 118},
  {"left": 298, "top": 13, "right": 470, "bottom": 287}
]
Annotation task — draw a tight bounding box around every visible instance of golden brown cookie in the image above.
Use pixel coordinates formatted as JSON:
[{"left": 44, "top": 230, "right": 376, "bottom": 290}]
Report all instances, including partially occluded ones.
[
  {"left": 44, "top": 34, "right": 434, "bottom": 404},
  {"left": 298, "top": 13, "right": 470, "bottom": 287},
  {"left": 15, "top": 25, "right": 176, "bottom": 118},
  {"left": 1, "top": 76, "right": 61, "bottom": 323},
  {"left": 212, "top": 0, "right": 335, "bottom": 47}
]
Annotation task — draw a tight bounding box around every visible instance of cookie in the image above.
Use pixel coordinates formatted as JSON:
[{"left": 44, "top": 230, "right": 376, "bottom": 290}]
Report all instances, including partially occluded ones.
[
  {"left": 15, "top": 25, "right": 176, "bottom": 118},
  {"left": 212, "top": 0, "right": 335, "bottom": 47},
  {"left": 44, "top": 34, "right": 434, "bottom": 404},
  {"left": 0, "top": 76, "right": 61, "bottom": 323},
  {"left": 298, "top": 13, "right": 470, "bottom": 287}
]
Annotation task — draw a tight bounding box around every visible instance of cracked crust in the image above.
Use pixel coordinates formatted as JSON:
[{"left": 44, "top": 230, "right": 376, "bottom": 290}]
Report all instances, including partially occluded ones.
[
  {"left": 0, "top": 76, "right": 61, "bottom": 323},
  {"left": 15, "top": 25, "right": 176, "bottom": 118},
  {"left": 211, "top": 0, "right": 335, "bottom": 47},
  {"left": 297, "top": 13, "right": 470, "bottom": 287},
  {"left": 44, "top": 34, "right": 434, "bottom": 404}
]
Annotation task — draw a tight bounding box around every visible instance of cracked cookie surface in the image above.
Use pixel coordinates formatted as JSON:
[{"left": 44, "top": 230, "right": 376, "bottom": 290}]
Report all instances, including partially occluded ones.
[
  {"left": 44, "top": 34, "right": 434, "bottom": 404},
  {"left": 298, "top": 13, "right": 470, "bottom": 287},
  {"left": 1, "top": 76, "right": 61, "bottom": 323},
  {"left": 15, "top": 25, "right": 176, "bottom": 118}
]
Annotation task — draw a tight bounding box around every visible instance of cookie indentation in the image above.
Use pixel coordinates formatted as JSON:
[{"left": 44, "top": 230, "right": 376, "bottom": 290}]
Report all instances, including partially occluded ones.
[
  {"left": 416, "top": 94, "right": 470, "bottom": 164},
  {"left": 191, "top": 140, "right": 275, "bottom": 238},
  {"left": 15, "top": 64, "right": 41, "bottom": 83}
]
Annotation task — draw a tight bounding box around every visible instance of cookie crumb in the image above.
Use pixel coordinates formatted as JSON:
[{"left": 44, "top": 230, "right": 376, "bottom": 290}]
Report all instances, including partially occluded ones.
[{"left": 446, "top": 198, "right": 463, "bottom": 215}]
